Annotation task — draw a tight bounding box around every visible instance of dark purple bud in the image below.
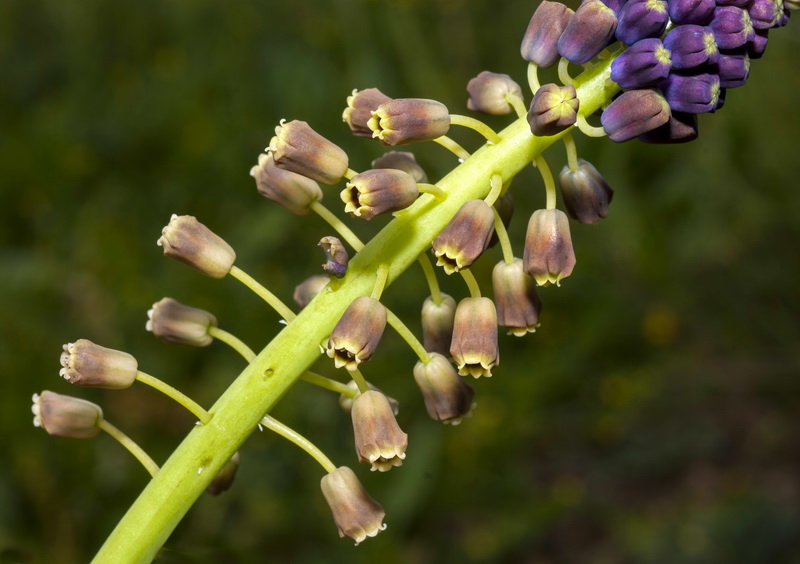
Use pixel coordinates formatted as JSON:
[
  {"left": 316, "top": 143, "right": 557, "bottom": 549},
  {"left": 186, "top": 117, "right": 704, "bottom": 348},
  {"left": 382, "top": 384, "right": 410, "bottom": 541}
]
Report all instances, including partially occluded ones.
[
  {"left": 602, "top": 0, "right": 631, "bottom": 14},
  {"left": 610, "top": 38, "right": 672, "bottom": 88},
  {"left": 716, "top": 0, "right": 752, "bottom": 7},
  {"left": 615, "top": 0, "right": 669, "bottom": 45},
  {"left": 717, "top": 52, "right": 751, "bottom": 87},
  {"left": 527, "top": 83, "right": 580, "bottom": 136},
  {"left": 600, "top": 88, "right": 671, "bottom": 142},
  {"left": 466, "top": 71, "right": 523, "bottom": 116},
  {"left": 775, "top": 9, "right": 791, "bottom": 26},
  {"left": 638, "top": 111, "right": 699, "bottom": 144},
  {"left": 749, "top": 29, "right": 769, "bottom": 58},
  {"left": 712, "top": 88, "right": 727, "bottom": 113},
  {"left": 664, "top": 25, "right": 719, "bottom": 69},
  {"left": 319, "top": 236, "right": 349, "bottom": 279},
  {"left": 558, "top": 0, "right": 618, "bottom": 65},
  {"left": 520, "top": 1, "right": 575, "bottom": 68},
  {"left": 710, "top": 6, "right": 755, "bottom": 49},
  {"left": 668, "top": 0, "right": 716, "bottom": 24},
  {"left": 558, "top": 159, "right": 614, "bottom": 224},
  {"left": 660, "top": 72, "right": 721, "bottom": 114},
  {"left": 749, "top": 0, "right": 783, "bottom": 28}
]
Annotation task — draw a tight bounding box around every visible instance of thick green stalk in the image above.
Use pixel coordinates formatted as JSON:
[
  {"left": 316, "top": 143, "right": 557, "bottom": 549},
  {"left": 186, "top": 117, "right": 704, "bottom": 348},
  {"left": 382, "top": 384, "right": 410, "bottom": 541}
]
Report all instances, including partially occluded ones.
[{"left": 92, "top": 57, "right": 618, "bottom": 563}]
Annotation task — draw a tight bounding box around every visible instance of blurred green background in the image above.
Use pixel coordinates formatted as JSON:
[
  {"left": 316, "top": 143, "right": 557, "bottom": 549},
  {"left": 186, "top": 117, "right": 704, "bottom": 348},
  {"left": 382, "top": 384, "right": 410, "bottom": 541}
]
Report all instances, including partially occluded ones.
[{"left": 2, "top": 0, "right": 799, "bottom": 562}]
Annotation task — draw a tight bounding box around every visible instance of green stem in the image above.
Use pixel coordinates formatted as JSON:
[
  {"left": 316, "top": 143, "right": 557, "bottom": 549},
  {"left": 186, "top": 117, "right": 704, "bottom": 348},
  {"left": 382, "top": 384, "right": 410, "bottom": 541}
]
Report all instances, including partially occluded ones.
[
  {"left": 229, "top": 265, "right": 296, "bottom": 322},
  {"left": 417, "top": 183, "right": 446, "bottom": 201},
  {"left": 449, "top": 114, "right": 502, "bottom": 144},
  {"left": 558, "top": 57, "right": 574, "bottom": 85},
  {"left": 310, "top": 200, "right": 365, "bottom": 252},
  {"left": 493, "top": 209, "right": 515, "bottom": 265},
  {"left": 350, "top": 368, "right": 370, "bottom": 394},
  {"left": 98, "top": 420, "right": 160, "bottom": 478},
  {"left": 534, "top": 155, "right": 557, "bottom": 210},
  {"left": 507, "top": 92, "right": 528, "bottom": 119},
  {"left": 484, "top": 174, "right": 503, "bottom": 207},
  {"left": 300, "top": 371, "right": 356, "bottom": 396},
  {"left": 563, "top": 132, "right": 579, "bottom": 171},
  {"left": 385, "top": 308, "right": 431, "bottom": 364},
  {"left": 417, "top": 254, "right": 443, "bottom": 304},
  {"left": 135, "top": 371, "right": 211, "bottom": 425},
  {"left": 576, "top": 113, "right": 607, "bottom": 138},
  {"left": 344, "top": 168, "right": 359, "bottom": 180},
  {"left": 260, "top": 416, "right": 337, "bottom": 474},
  {"left": 371, "top": 264, "right": 389, "bottom": 300},
  {"left": 93, "top": 55, "right": 619, "bottom": 563},
  {"left": 460, "top": 269, "right": 481, "bottom": 298},
  {"left": 526, "top": 62, "right": 540, "bottom": 95},
  {"left": 208, "top": 326, "right": 256, "bottom": 362},
  {"left": 433, "top": 135, "right": 471, "bottom": 161}
]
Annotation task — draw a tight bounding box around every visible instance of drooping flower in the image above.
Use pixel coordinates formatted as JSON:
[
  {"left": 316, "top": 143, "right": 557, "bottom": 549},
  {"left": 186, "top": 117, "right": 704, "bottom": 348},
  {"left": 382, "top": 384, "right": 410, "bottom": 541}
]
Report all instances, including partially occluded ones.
[
  {"left": 320, "top": 466, "right": 387, "bottom": 544},
  {"left": 351, "top": 390, "right": 408, "bottom": 472}
]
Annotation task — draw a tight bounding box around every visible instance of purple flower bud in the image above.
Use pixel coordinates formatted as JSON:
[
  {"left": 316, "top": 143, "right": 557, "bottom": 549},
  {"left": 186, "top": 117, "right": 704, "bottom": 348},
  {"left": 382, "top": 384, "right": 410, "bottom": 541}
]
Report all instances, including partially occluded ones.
[
  {"left": 717, "top": 51, "right": 751, "bottom": 87},
  {"left": 615, "top": 0, "right": 669, "bottom": 45},
  {"left": 558, "top": 0, "right": 618, "bottom": 65},
  {"left": 600, "top": 89, "right": 671, "bottom": 143},
  {"left": 466, "top": 71, "right": 523, "bottom": 116},
  {"left": 32, "top": 391, "right": 103, "bottom": 439},
  {"left": 527, "top": 83, "right": 580, "bottom": 136},
  {"left": 146, "top": 298, "right": 218, "bottom": 347},
  {"left": 421, "top": 293, "right": 457, "bottom": 357},
  {"left": 320, "top": 466, "right": 386, "bottom": 544},
  {"left": 638, "top": 111, "right": 699, "bottom": 144},
  {"left": 523, "top": 209, "right": 576, "bottom": 286},
  {"left": 371, "top": 151, "right": 428, "bottom": 183},
  {"left": 663, "top": 25, "right": 719, "bottom": 69},
  {"left": 660, "top": 72, "right": 721, "bottom": 114},
  {"left": 749, "top": 0, "right": 783, "bottom": 28},
  {"left": 318, "top": 236, "right": 349, "bottom": 279},
  {"left": 520, "top": 1, "right": 575, "bottom": 67},
  {"left": 368, "top": 99, "right": 451, "bottom": 146},
  {"left": 432, "top": 200, "right": 495, "bottom": 274},
  {"left": 413, "top": 353, "right": 475, "bottom": 424},
  {"left": 668, "top": 0, "right": 716, "bottom": 24},
  {"left": 558, "top": 159, "right": 614, "bottom": 224},
  {"left": 60, "top": 340, "right": 138, "bottom": 389},
  {"left": 341, "top": 169, "right": 419, "bottom": 220},
  {"left": 603, "top": 0, "right": 631, "bottom": 14},
  {"left": 157, "top": 215, "right": 236, "bottom": 279},
  {"left": 716, "top": 0, "right": 752, "bottom": 7},
  {"left": 710, "top": 6, "right": 755, "bottom": 49},
  {"left": 251, "top": 152, "right": 323, "bottom": 216},
  {"left": 343, "top": 88, "right": 392, "bottom": 138},
  {"left": 610, "top": 38, "right": 672, "bottom": 88},
  {"left": 749, "top": 28, "right": 769, "bottom": 58},
  {"left": 269, "top": 120, "right": 349, "bottom": 185}
]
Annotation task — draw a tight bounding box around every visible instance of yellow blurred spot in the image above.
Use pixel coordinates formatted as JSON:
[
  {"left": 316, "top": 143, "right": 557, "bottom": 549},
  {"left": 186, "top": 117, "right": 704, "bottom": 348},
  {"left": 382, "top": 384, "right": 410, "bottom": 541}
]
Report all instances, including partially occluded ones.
[
  {"left": 551, "top": 474, "right": 585, "bottom": 506},
  {"left": 599, "top": 375, "right": 631, "bottom": 408},
  {"left": 643, "top": 305, "right": 678, "bottom": 346}
]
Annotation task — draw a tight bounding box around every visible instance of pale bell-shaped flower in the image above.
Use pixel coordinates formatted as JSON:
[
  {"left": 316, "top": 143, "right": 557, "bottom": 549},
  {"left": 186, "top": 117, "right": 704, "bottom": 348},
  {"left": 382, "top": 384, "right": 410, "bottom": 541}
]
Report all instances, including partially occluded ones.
[
  {"left": 368, "top": 98, "right": 451, "bottom": 146},
  {"left": 492, "top": 259, "right": 543, "bottom": 336},
  {"left": 432, "top": 200, "right": 495, "bottom": 274},
  {"left": 32, "top": 390, "right": 103, "bottom": 439},
  {"left": 60, "top": 339, "right": 138, "bottom": 389},
  {"left": 146, "top": 298, "right": 218, "bottom": 347},
  {"left": 320, "top": 466, "right": 387, "bottom": 544},
  {"left": 450, "top": 297, "right": 499, "bottom": 378},
  {"left": 466, "top": 71, "right": 523, "bottom": 116},
  {"left": 341, "top": 169, "right": 419, "bottom": 220},
  {"left": 351, "top": 390, "right": 408, "bottom": 472},
  {"left": 371, "top": 151, "right": 428, "bottom": 183},
  {"left": 343, "top": 88, "right": 393, "bottom": 137},
  {"left": 339, "top": 380, "right": 400, "bottom": 416},
  {"left": 558, "top": 159, "right": 614, "bottom": 224},
  {"left": 421, "top": 293, "right": 457, "bottom": 357},
  {"left": 413, "top": 353, "right": 476, "bottom": 424},
  {"left": 319, "top": 236, "right": 349, "bottom": 279},
  {"left": 250, "top": 152, "right": 323, "bottom": 216},
  {"left": 206, "top": 452, "right": 240, "bottom": 496},
  {"left": 523, "top": 209, "right": 576, "bottom": 287},
  {"left": 157, "top": 214, "right": 236, "bottom": 279},
  {"left": 268, "top": 119, "right": 349, "bottom": 185},
  {"left": 327, "top": 296, "right": 387, "bottom": 371},
  {"left": 293, "top": 274, "right": 330, "bottom": 309}
]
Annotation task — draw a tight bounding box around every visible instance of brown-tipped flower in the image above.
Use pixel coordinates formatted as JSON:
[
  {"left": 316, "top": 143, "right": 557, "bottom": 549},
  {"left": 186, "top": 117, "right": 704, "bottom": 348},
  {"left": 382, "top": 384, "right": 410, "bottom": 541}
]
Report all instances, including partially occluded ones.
[
  {"left": 523, "top": 209, "right": 576, "bottom": 287},
  {"left": 206, "top": 452, "right": 240, "bottom": 496},
  {"left": 528, "top": 84, "right": 580, "bottom": 137},
  {"left": 351, "top": 390, "right": 408, "bottom": 472},
  {"left": 339, "top": 381, "right": 400, "bottom": 416},
  {"left": 343, "top": 88, "right": 393, "bottom": 138},
  {"left": 368, "top": 98, "right": 450, "bottom": 146},
  {"left": 492, "top": 259, "right": 543, "bottom": 336},
  {"left": 250, "top": 152, "right": 323, "bottom": 215},
  {"left": 466, "top": 71, "right": 524, "bottom": 116},
  {"left": 320, "top": 466, "right": 387, "bottom": 544},
  {"left": 157, "top": 215, "right": 236, "bottom": 279},
  {"left": 413, "top": 353, "right": 475, "bottom": 424},
  {"left": 319, "top": 236, "right": 349, "bottom": 279},
  {"left": 269, "top": 120, "right": 349, "bottom": 185},
  {"left": 371, "top": 151, "right": 428, "bottom": 183},
  {"left": 450, "top": 297, "right": 499, "bottom": 378},
  {"left": 327, "top": 297, "right": 387, "bottom": 371},
  {"left": 559, "top": 159, "right": 614, "bottom": 224},
  {"left": 421, "top": 293, "right": 457, "bottom": 357},
  {"left": 293, "top": 274, "right": 330, "bottom": 309},
  {"left": 341, "top": 169, "right": 419, "bottom": 220},
  {"left": 432, "top": 200, "right": 495, "bottom": 274},
  {"left": 488, "top": 193, "right": 515, "bottom": 248},
  {"left": 520, "top": 1, "right": 575, "bottom": 67},
  {"left": 146, "top": 298, "right": 218, "bottom": 347},
  {"left": 32, "top": 390, "right": 103, "bottom": 439},
  {"left": 60, "top": 339, "right": 138, "bottom": 389}
]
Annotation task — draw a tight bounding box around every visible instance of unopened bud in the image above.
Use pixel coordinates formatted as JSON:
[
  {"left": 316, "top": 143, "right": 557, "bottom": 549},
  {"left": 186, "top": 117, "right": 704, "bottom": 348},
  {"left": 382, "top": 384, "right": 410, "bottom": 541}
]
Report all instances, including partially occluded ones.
[
  {"left": 432, "top": 200, "right": 495, "bottom": 274},
  {"left": 146, "top": 298, "right": 217, "bottom": 347},
  {"left": 320, "top": 466, "right": 386, "bottom": 544},
  {"left": 327, "top": 297, "right": 387, "bottom": 370},
  {"left": 368, "top": 99, "right": 450, "bottom": 146},
  {"left": 414, "top": 353, "right": 475, "bottom": 424},
  {"left": 559, "top": 159, "right": 614, "bottom": 224},
  {"left": 343, "top": 88, "right": 393, "bottom": 137},
  {"left": 749, "top": 0, "right": 784, "bottom": 28},
  {"left": 523, "top": 209, "right": 576, "bottom": 287},
  {"left": 351, "top": 390, "right": 408, "bottom": 472},
  {"left": 601, "top": 88, "right": 671, "bottom": 142},
  {"left": 157, "top": 215, "right": 236, "bottom": 279},
  {"left": 421, "top": 293, "right": 457, "bottom": 357},
  {"left": 528, "top": 83, "right": 579, "bottom": 137},
  {"left": 710, "top": 6, "right": 756, "bottom": 49},
  {"left": 557, "top": 0, "right": 618, "bottom": 65},
  {"left": 610, "top": 38, "right": 672, "bottom": 89},
  {"left": 659, "top": 72, "right": 721, "bottom": 114},
  {"left": 319, "top": 236, "right": 349, "bottom": 279},
  {"left": 269, "top": 120, "right": 349, "bottom": 185},
  {"left": 250, "top": 152, "right": 322, "bottom": 216},
  {"left": 638, "top": 111, "right": 699, "bottom": 144},
  {"left": 293, "top": 274, "right": 330, "bottom": 309},
  {"left": 371, "top": 151, "right": 428, "bottom": 183},
  {"left": 615, "top": 0, "right": 669, "bottom": 45},
  {"left": 450, "top": 297, "right": 499, "bottom": 378},
  {"left": 669, "top": 0, "right": 716, "bottom": 25},
  {"left": 466, "top": 71, "right": 523, "bottom": 116},
  {"left": 492, "top": 259, "right": 543, "bottom": 336},
  {"left": 520, "top": 1, "right": 575, "bottom": 67},
  {"left": 206, "top": 452, "right": 240, "bottom": 496},
  {"left": 32, "top": 391, "right": 103, "bottom": 439},
  {"left": 60, "top": 339, "right": 138, "bottom": 389},
  {"left": 717, "top": 52, "right": 750, "bottom": 88},
  {"left": 663, "top": 25, "right": 719, "bottom": 69},
  {"left": 341, "top": 169, "right": 419, "bottom": 220}
]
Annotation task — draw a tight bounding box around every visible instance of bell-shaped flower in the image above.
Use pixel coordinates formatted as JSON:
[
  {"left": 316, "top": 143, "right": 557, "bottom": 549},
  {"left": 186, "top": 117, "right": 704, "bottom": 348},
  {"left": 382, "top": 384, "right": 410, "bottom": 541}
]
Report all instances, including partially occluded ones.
[
  {"left": 341, "top": 169, "right": 419, "bottom": 220},
  {"left": 432, "top": 200, "right": 495, "bottom": 274},
  {"left": 327, "top": 297, "right": 387, "bottom": 371},
  {"left": 32, "top": 391, "right": 103, "bottom": 439},
  {"left": 450, "top": 297, "right": 499, "bottom": 378},
  {"left": 320, "top": 466, "right": 387, "bottom": 544},
  {"left": 269, "top": 120, "right": 349, "bottom": 185},
  {"left": 343, "top": 88, "right": 392, "bottom": 137},
  {"left": 710, "top": 6, "right": 756, "bottom": 49},
  {"left": 368, "top": 99, "right": 450, "bottom": 146},
  {"left": 351, "top": 390, "right": 408, "bottom": 472},
  {"left": 251, "top": 152, "right": 322, "bottom": 216},
  {"left": 147, "top": 298, "right": 217, "bottom": 347},
  {"left": 660, "top": 72, "right": 721, "bottom": 114},
  {"left": 421, "top": 293, "right": 457, "bottom": 357},
  {"left": 523, "top": 209, "right": 576, "bottom": 286},
  {"left": 60, "top": 339, "right": 138, "bottom": 389},
  {"left": 319, "top": 236, "right": 349, "bottom": 279},
  {"left": 157, "top": 215, "right": 236, "bottom": 279},
  {"left": 413, "top": 353, "right": 475, "bottom": 424},
  {"left": 492, "top": 259, "right": 543, "bottom": 336},
  {"left": 293, "top": 274, "right": 330, "bottom": 309},
  {"left": 466, "top": 71, "right": 523, "bottom": 116},
  {"left": 520, "top": 1, "right": 575, "bottom": 67},
  {"left": 668, "top": 0, "right": 716, "bottom": 25},
  {"left": 559, "top": 159, "right": 614, "bottom": 224}
]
